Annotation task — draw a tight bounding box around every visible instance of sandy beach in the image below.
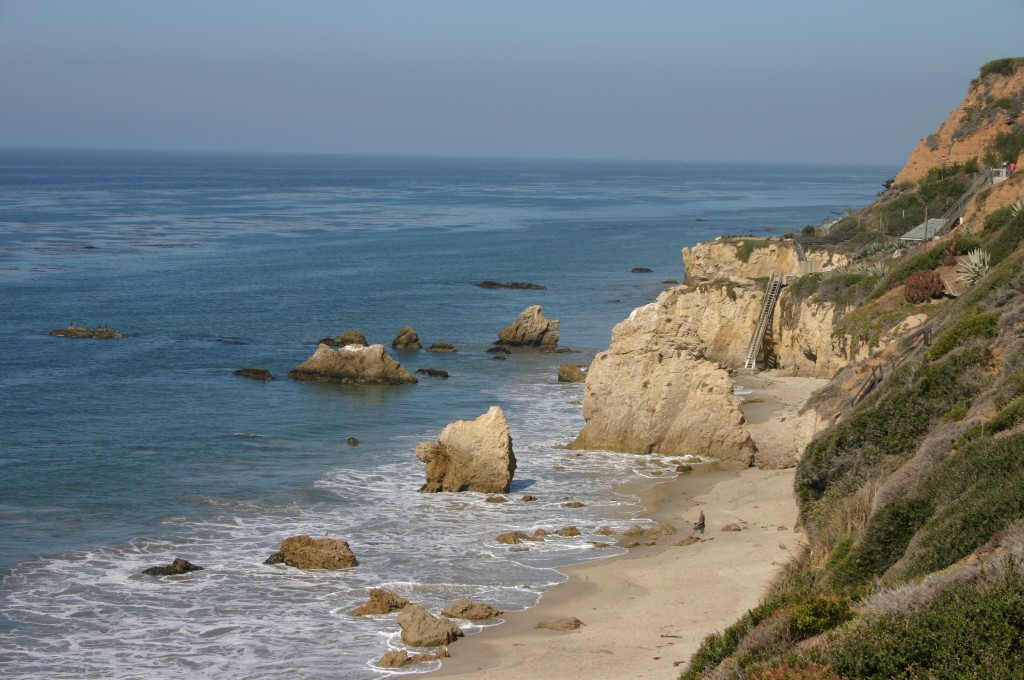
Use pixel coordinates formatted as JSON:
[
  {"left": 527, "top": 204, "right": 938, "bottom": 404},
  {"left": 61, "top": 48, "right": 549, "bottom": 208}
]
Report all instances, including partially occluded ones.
[{"left": 430, "top": 373, "right": 822, "bottom": 679}]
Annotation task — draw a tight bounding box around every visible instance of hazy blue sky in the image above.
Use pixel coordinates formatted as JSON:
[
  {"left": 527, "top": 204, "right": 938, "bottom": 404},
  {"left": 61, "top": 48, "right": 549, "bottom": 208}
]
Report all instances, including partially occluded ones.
[{"left": 1, "top": 1, "right": 1021, "bottom": 163}]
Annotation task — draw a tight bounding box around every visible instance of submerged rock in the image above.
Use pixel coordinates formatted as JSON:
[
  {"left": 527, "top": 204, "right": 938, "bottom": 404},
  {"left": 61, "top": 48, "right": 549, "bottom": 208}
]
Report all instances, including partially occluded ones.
[
  {"left": 397, "top": 604, "right": 463, "bottom": 647},
  {"left": 476, "top": 280, "right": 547, "bottom": 290},
  {"left": 416, "top": 406, "right": 516, "bottom": 493},
  {"left": 264, "top": 535, "right": 358, "bottom": 570},
  {"left": 496, "top": 305, "right": 559, "bottom": 348},
  {"left": 289, "top": 343, "right": 417, "bottom": 385},
  {"left": 233, "top": 367, "right": 274, "bottom": 380},
  {"left": 631, "top": 267, "right": 653, "bottom": 273},
  {"left": 496, "top": 531, "right": 543, "bottom": 545},
  {"left": 416, "top": 368, "right": 449, "bottom": 378},
  {"left": 141, "top": 558, "right": 204, "bottom": 576},
  {"left": 426, "top": 342, "right": 458, "bottom": 353},
  {"left": 49, "top": 325, "right": 125, "bottom": 339},
  {"left": 392, "top": 326, "right": 422, "bottom": 350}
]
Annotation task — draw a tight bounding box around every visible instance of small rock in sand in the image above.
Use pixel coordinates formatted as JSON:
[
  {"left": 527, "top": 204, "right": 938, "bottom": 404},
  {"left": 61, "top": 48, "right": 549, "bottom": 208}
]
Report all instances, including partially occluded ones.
[{"left": 536, "top": 617, "right": 585, "bottom": 631}]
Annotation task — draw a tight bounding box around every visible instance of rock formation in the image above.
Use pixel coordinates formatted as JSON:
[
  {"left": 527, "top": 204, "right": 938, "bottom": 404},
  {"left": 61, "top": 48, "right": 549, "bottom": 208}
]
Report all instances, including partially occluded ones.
[
  {"left": 426, "top": 342, "right": 457, "bottom": 353},
  {"left": 288, "top": 344, "right": 417, "bottom": 385},
  {"left": 352, "top": 588, "right": 410, "bottom": 616},
  {"left": 569, "top": 299, "right": 757, "bottom": 468},
  {"left": 536, "top": 617, "right": 585, "bottom": 631},
  {"left": 416, "top": 368, "right": 449, "bottom": 378},
  {"left": 441, "top": 598, "right": 503, "bottom": 620},
  {"left": 557, "top": 364, "right": 586, "bottom": 382},
  {"left": 392, "top": 326, "right": 422, "bottom": 350},
  {"left": 397, "top": 604, "right": 464, "bottom": 647},
  {"left": 234, "top": 367, "right": 274, "bottom": 380},
  {"left": 683, "top": 238, "right": 848, "bottom": 284},
  {"left": 49, "top": 325, "right": 125, "bottom": 339},
  {"left": 141, "top": 558, "right": 204, "bottom": 576},
  {"left": 264, "top": 535, "right": 358, "bottom": 569},
  {"left": 496, "top": 305, "right": 560, "bottom": 348},
  {"left": 334, "top": 330, "right": 368, "bottom": 346},
  {"left": 413, "top": 405, "right": 516, "bottom": 491},
  {"left": 378, "top": 650, "right": 446, "bottom": 668},
  {"left": 416, "top": 406, "right": 516, "bottom": 493}
]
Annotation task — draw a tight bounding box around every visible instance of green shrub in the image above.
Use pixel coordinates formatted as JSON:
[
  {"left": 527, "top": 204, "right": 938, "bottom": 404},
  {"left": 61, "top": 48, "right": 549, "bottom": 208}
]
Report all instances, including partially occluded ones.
[
  {"left": 831, "top": 495, "right": 934, "bottom": 587},
  {"left": 924, "top": 312, "right": 1000, "bottom": 360},
  {"left": 983, "top": 208, "right": 1024, "bottom": 265},
  {"left": 733, "top": 238, "right": 774, "bottom": 263},
  {"left": 986, "top": 396, "right": 1024, "bottom": 433},
  {"left": 819, "top": 565, "right": 1024, "bottom": 678},
  {"left": 788, "top": 596, "right": 853, "bottom": 639},
  {"left": 797, "top": 347, "right": 989, "bottom": 517},
  {"left": 985, "top": 129, "right": 1024, "bottom": 166},
  {"left": 876, "top": 245, "right": 947, "bottom": 294},
  {"left": 979, "top": 57, "right": 1024, "bottom": 78},
  {"left": 940, "top": 404, "right": 969, "bottom": 423}
]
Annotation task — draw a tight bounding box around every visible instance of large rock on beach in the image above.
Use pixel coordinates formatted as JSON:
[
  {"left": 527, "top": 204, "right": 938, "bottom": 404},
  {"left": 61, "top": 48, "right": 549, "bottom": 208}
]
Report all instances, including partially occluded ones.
[
  {"left": 568, "top": 298, "right": 756, "bottom": 469},
  {"left": 496, "top": 305, "right": 559, "bottom": 348},
  {"left": 397, "top": 604, "right": 464, "bottom": 647},
  {"left": 141, "top": 557, "right": 204, "bottom": 576},
  {"left": 352, "top": 588, "right": 411, "bottom": 616},
  {"left": 442, "top": 598, "right": 503, "bottom": 620},
  {"left": 264, "top": 535, "right": 358, "bottom": 570},
  {"left": 392, "top": 326, "right": 422, "bottom": 350},
  {"left": 416, "top": 406, "right": 516, "bottom": 493},
  {"left": 288, "top": 343, "right": 417, "bottom": 385}
]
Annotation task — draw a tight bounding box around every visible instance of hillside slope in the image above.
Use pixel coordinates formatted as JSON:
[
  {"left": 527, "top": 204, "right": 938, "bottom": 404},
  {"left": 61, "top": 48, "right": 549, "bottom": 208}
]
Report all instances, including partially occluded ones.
[{"left": 681, "top": 58, "right": 1024, "bottom": 680}]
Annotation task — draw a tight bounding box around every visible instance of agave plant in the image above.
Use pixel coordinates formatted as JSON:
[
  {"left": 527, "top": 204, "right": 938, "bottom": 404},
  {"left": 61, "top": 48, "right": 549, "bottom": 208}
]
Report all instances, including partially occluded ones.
[
  {"left": 1011, "top": 199, "right": 1024, "bottom": 219},
  {"left": 957, "top": 247, "right": 991, "bottom": 285}
]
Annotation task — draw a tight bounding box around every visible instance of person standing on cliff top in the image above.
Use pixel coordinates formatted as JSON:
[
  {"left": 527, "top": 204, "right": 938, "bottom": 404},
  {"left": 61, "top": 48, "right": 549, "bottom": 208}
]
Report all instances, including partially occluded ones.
[{"left": 691, "top": 508, "right": 705, "bottom": 541}]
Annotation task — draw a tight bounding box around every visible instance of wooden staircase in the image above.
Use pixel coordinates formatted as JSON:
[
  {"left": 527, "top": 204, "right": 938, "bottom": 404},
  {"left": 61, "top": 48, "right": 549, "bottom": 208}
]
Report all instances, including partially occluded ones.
[{"left": 742, "top": 273, "right": 785, "bottom": 373}]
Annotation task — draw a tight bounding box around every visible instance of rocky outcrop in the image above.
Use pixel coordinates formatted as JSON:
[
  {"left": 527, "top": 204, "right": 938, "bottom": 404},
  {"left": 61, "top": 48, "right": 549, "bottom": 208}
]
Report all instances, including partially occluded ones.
[
  {"left": 141, "top": 558, "right": 204, "bottom": 576},
  {"left": 397, "top": 604, "right": 464, "bottom": 647},
  {"left": 441, "top": 598, "right": 503, "bottom": 620},
  {"left": 496, "top": 305, "right": 559, "bottom": 348},
  {"left": 264, "top": 536, "right": 358, "bottom": 569},
  {"left": 392, "top": 326, "right": 422, "bottom": 350},
  {"left": 569, "top": 300, "right": 756, "bottom": 468},
  {"left": 49, "top": 325, "right": 125, "bottom": 339},
  {"left": 352, "top": 588, "right": 411, "bottom": 616},
  {"left": 234, "top": 367, "right": 274, "bottom": 380},
  {"left": 896, "top": 63, "right": 1024, "bottom": 185},
  {"left": 416, "top": 406, "right": 516, "bottom": 493},
  {"left": 683, "top": 239, "right": 848, "bottom": 284},
  {"left": 416, "top": 368, "right": 449, "bottom": 378},
  {"left": 557, "top": 364, "right": 586, "bottom": 382},
  {"left": 288, "top": 344, "right": 417, "bottom": 385},
  {"left": 427, "top": 342, "right": 457, "bottom": 353}
]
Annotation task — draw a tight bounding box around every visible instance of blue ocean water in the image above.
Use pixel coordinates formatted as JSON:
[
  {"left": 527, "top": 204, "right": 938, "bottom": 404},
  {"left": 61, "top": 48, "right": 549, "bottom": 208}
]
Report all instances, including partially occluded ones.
[{"left": 0, "top": 149, "right": 892, "bottom": 677}]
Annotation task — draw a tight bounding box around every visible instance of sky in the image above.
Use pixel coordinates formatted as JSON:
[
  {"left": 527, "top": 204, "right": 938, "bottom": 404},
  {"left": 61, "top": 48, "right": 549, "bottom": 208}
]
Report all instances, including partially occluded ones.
[{"left": 0, "top": 1, "right": 1022, "bottom": 164}]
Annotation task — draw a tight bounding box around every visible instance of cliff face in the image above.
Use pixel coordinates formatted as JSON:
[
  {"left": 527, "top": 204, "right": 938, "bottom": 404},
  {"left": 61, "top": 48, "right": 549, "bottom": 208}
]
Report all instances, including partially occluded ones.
[
  {"left": 683, "top": 239, "right": 848, "bottom": 283},
  {"left": 896, "top": 64, "right": 1024, "bottom": 185}
]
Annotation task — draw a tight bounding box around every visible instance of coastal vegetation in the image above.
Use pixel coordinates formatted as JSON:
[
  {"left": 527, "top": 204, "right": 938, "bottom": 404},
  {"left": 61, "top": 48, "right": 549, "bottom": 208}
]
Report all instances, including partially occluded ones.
[{"left": 682, "top": 58, "right": 1024, "bottom": 678}]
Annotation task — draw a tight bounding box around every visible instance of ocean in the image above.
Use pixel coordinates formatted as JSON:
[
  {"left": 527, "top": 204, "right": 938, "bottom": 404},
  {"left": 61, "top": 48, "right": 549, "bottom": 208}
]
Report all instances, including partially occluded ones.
[{"left": 0, "top": 149, "right": 892, "bottom": 678}]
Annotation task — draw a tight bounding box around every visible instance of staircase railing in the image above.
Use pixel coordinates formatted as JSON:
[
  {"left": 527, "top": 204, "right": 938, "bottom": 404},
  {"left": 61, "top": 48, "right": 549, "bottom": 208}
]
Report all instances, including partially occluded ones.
[{"left": 941, "top": 168, "right": 993, "bottom": 232}]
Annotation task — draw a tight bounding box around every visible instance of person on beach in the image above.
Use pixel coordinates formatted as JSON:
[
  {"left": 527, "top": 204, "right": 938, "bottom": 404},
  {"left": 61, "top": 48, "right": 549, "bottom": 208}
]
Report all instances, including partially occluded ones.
[{"left": 691, "top": 508, "right": 705, "bottom": 541}]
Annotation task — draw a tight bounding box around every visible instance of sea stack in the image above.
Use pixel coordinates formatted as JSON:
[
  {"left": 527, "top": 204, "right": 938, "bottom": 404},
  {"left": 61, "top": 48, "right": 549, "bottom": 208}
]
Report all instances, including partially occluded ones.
[
  {"left": 416, "top": 406, "right": 516, "bottom": 493},
  {"left": 288, "top": 343, "right": 417, "bottom": 385},
  {"left": 496, "top": 305, "right": 559, "bottom": 348}
]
